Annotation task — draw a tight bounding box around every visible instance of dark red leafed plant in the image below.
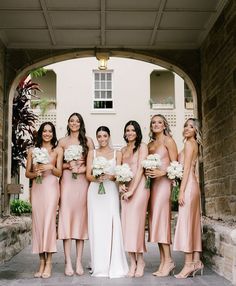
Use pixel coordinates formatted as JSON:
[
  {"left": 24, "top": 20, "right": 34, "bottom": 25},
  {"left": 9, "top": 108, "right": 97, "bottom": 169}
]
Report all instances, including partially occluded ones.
[{"left": 11, "top": 76, "right": 41, "bottom": 177}]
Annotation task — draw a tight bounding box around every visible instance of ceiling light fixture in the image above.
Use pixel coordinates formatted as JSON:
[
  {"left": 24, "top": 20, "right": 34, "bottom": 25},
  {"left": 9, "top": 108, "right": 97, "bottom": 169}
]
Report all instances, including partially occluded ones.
[{"left": 96, "top": 52, "right": 110, "bottom": 70}]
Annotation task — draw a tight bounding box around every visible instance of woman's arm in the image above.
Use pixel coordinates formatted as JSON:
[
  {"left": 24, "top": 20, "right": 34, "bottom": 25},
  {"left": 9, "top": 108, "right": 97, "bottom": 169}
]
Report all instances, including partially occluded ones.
[
  {"left": 178, "top": 140, "right": 194, "bottom": 206},
  {"left": 58, "top": 138, "right": 71, "bottom": 170},
  {"left": 53, "top": 147, "right": 63, "bottom": 177},
  {"left": 25, "top": 148, "right": 38, "bottom": 179},
  {"left": 86, "top": 150, "right": 96, "bottom": 182},
  {"left": 87, "top": 137, "right": 95, "bottom": 151},
  {"left": 122, "top": 143, "right": 148, "bottom": 200},
  {"left": 166, "top": 136, "right": 178, "bottom": 162}
]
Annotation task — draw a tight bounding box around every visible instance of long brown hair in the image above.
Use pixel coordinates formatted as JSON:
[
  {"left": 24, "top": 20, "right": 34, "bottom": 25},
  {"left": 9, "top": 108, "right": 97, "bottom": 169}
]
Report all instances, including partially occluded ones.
[{"left": 67, "top": 113, "right": 88, "bottom": 157}]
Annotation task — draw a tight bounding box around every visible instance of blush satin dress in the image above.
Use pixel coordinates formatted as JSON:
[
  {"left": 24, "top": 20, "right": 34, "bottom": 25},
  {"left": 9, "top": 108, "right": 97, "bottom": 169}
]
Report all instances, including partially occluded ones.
[
  {"left": 173, "top": 151, "right": 202, "bottom": 252},
  {"left": 121, "top": 151, "right": 150, "bottom": 253},
  {"left": 31, "top": 152, "right": 60, "bottom": 254},
  {"left": 58, "top": 143, "right": 89, "bottom": 240},
  {"left": 148, "top": 144, "right": 172, "bottom": 244}
]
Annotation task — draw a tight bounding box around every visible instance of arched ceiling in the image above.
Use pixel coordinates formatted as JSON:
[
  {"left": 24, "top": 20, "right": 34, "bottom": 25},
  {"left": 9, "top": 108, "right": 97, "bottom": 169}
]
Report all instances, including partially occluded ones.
[{"left": 0, "top": 0, "right": 228, "bottom": 50}]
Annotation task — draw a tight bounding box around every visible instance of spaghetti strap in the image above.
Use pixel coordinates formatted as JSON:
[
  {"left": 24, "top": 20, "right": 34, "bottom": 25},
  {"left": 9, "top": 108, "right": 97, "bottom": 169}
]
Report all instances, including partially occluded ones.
[
  {"left": 113, "top": 150, "right": 116, "bottom": 160},
  {"left": 93, "top": 149, "right": 96, "bottom": 158}
]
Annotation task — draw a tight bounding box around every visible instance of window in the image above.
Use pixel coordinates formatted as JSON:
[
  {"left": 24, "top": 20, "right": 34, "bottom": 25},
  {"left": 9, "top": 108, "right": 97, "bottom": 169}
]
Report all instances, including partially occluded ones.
[
  {"left": 93, "top": 71, "right": 113, "bottom": 110},
  {"left": 184, "top": 83, "right": 193, "bottom": 109},
  {"left": 150, "top": 70, "right": 175, "bottom": 109}
]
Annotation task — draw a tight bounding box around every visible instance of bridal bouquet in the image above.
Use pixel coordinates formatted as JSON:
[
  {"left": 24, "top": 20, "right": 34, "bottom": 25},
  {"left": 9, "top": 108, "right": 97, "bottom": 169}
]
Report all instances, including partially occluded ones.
[
  {"left": 92, "top": 156, "right": 109, "bottom": 194},
  {"left": 64, "top": 145, "right": 83, "bottom": 179},
  {"left": 32, "top": 147, "right": 50, "bottom": 184},
  {"left": 142, "top": 154, "right": 162, "bottom": 189},
  {"left": 114, "top": 163, "right": 133, "bottom": 186},
  {"left": 166, "top": 161, "right": 183, "bottom": 202}
]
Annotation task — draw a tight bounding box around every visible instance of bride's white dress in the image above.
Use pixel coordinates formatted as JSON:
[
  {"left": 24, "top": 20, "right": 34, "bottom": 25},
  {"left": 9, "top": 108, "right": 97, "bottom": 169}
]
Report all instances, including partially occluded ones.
[{"left": 88, "top": 150, "right": 128, "bottom": 278}]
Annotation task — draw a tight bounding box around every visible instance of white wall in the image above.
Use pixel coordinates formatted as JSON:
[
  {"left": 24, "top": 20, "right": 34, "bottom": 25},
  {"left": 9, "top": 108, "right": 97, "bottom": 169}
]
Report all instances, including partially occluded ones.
[
  {"left": 22, "top": 57, "right": 193, "bottom": 200},
  {"left": 48, "top": 57, "right": 167, "bottom": 147},
  {"left": 45, "top": 57, "right": 194, "bottom": 150}
]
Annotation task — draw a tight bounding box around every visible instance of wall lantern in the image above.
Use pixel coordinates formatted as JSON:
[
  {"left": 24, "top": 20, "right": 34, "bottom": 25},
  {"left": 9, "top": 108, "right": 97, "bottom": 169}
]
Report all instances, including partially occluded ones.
[{"left": 96, "top": 52, "right": 110, "bottom": 70}]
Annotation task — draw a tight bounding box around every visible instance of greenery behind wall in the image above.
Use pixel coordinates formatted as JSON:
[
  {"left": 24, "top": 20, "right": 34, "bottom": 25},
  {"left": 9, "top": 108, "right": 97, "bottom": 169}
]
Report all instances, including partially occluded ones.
[{"left": 11, "top": 68, "right": 47, "bottom": 177}]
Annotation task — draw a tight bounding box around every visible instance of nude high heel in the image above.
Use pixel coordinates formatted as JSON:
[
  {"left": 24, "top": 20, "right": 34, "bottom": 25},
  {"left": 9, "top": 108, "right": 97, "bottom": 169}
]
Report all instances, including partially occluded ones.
[
  {"left": 34, "top": 259, "right": 45, "bottom": 278},
  {"left": 42, "top": 261, "right": 52, "bottom": 279},
  {"left": 193, "top": 261, "right": 204, "bottom": 276},
  {"left": 135, "top": 261, "right": 145, "bottom": 277},
  {"left": 126, "top": 264, "right": 136, "bottom": 278},
  {"left": 155, "top": 261, "right": 175, "bottom": 277},
  {"left": 152, "top": 262, "right": 164, "bottom": 276},
  {"left": 174, "top": 262, "right": 195, "bottom": 279},
  {"left": 76, "top": 261, "right": 84, "bottom": 276}
]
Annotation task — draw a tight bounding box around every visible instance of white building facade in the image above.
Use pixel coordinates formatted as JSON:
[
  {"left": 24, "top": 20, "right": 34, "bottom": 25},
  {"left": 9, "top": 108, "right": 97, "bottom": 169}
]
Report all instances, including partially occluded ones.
[
  {"left": 21, "top": 57, "right": 194, "bottom": 201},
  {"left": 34, "top": 57, "right": 194, "bottom": 150}
]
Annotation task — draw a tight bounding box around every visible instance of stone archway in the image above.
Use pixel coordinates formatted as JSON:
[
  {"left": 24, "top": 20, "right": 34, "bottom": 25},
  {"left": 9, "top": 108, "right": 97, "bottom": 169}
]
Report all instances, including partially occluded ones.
[
  {"left": 1, "top": 49, "right": 201, "bottom": 216},
  {"left": 5, "top": 49, "right": 200, "bottom": 189}
]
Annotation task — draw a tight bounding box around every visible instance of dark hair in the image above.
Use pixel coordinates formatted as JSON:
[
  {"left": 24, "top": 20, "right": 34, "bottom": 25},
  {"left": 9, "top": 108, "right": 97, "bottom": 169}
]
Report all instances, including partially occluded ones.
[
  {"left": 35, "top": 122, "right": 58, "bottom": 149},
  {"left": 123, "top": 120, "right": 142, "bottom": 153},
  {"left": 67, "top": 113, "right": 88, "bottom": 157},
  {"left": 96, "top": 126, "right": 111, "bottom": 136}
]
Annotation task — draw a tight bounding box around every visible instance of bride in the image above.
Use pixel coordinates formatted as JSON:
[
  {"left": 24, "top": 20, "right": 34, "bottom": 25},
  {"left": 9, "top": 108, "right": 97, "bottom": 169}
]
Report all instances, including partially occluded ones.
[{"left": 86, "top": 126, "right": 128, "bottom": 278}]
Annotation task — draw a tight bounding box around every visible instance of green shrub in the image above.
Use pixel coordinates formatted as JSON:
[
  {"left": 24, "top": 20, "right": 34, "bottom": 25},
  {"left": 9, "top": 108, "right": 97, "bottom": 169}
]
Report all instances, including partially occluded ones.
[{"left": 10, "top": 199, "right": 32, "bottom": 215}]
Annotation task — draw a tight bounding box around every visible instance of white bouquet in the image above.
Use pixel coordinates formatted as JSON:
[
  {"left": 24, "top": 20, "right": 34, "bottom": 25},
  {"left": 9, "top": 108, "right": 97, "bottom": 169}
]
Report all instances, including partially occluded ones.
[
  {"left": 142, "top": 154, "right": 162, "bottom": 188},
  {"left": 115, "top": 163, "right": 133, "bottom": 186},
  {"left": 167, "top": 161, "right": 183, "bottom": 202},
  {"left": 92, "top": 156, "right": 109, "bottom": 194},
  {"left": 32, "top": 147, "right": 50, "bottom": 184},
  {"left": 64, "top": 145, "right": 83, "bottom": 179}
]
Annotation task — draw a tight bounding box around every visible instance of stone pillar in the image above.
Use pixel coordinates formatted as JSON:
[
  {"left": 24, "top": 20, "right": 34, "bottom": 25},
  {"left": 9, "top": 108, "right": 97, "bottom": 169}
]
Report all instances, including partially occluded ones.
[
  {"left": 201, "top": 0, "right": 236, "bottom": 283},
  {"left": 174, "top": 73, "right": 185, "bottom": 150},
  {"left": 201, "top": 0, "right": 236, "bottom": 221},
  {"left": 0, "top": 42, "right": 5, "bottom": 215}
]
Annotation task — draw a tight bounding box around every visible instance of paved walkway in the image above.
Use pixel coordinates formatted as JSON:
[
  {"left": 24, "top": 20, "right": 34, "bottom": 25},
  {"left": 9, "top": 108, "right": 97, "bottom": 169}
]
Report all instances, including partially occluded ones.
[{"left": 0, "top": 240, "right": 233, "bottom": 286}]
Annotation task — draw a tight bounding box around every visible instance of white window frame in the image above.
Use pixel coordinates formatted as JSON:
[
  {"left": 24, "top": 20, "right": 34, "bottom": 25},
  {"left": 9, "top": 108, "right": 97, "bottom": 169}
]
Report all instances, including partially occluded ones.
[{"left": 91, "top": 70, "right": 115, "bottom": 113}]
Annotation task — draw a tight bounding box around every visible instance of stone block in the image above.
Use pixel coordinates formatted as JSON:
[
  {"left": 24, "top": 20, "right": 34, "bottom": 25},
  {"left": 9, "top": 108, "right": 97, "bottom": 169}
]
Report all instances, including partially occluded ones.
[
  {"left": 230, "top": 229, "right": 236, "bottom": 245},
  {"left": 216, "top": 197, "right": 231, "bottom": 216},
  {"left": 0, "top": 217, "right": 31, "bottom": 263},
  {"left": 203, "top": 226, "right": 217, "bottom": 254},
  {"left": 205, "top": 200, "right": 217, "bottom": 217},
  {"left": 0, "top": 227, "right": 8, "bottom": 242}
]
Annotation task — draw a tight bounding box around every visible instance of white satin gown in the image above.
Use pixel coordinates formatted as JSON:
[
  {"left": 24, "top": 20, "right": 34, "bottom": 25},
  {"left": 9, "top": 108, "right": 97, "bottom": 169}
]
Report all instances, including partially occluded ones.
[{"left": 87, "top": 150, "right": 128, "bottom": 278}]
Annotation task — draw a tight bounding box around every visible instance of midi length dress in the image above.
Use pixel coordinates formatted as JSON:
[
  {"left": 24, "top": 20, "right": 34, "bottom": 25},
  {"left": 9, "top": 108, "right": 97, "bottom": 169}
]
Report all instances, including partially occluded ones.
[
  {"left": 31, "top": 153, "right": 60, "bottom": 254},
  {"left": 173, "top": 151, "right": 202, "bottom": 252},
  {"left": 58, "top": 143, "right": 89, "bottom": 240},
  {"left": 121, "top": 151, "right": 150, "bottom": 253},
  {"left": 148, "top": 144, "right": 172, "bottom": 244}
]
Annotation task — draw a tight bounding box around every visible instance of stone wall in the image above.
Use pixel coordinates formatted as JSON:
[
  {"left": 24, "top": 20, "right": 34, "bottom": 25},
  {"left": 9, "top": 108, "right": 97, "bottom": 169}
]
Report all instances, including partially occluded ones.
[
  {"left": 203, "top": 217, "right": 236, "bottom": 284},
  {"left": 0, "top": 216, "right": 31, "bottom": 263},
  {"left": 0, "top": 42, "right": 5, "bottom": 215},
  {"left": 201, "top": 0, "right": 236, "bottom": 221}
]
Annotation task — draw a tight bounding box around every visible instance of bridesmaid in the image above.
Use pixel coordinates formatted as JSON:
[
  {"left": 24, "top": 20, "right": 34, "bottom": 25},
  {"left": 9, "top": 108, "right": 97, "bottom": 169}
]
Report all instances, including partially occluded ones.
[
  {"left": 173, "top": 118, "right": 203, "bottom": 278},
  {"left": 146, "top": 114, "right": 178, "bottom": 277},
  {"left": 120, "top": 120, "right": 150, "bottom": 278},
  {"left": 25, "top": 122, "right": 63, "bottom": 278},
  {"left": 58, "top": 113, "right": 94, "bottom": 276}
]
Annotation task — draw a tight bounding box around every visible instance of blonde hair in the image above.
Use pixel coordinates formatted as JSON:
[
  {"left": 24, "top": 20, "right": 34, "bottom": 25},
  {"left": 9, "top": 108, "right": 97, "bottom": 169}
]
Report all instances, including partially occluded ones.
[
  {"left": 149, "top": 114, "right": 172, "bottom": 141},
  {"left": 184, "top": 118, "right": 203, "bottom": 146}
]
